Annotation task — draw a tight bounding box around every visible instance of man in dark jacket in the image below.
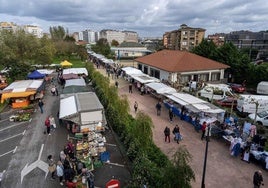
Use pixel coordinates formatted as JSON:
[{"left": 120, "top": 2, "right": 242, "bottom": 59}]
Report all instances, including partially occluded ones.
[{"left": 164, "top": 126, "right": 170, "bottom": 143}]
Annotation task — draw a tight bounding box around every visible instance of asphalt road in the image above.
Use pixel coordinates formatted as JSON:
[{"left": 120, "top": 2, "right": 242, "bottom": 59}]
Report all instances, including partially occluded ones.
[{"left": 0, "top": 76, "right": 131, "bottom": 188}]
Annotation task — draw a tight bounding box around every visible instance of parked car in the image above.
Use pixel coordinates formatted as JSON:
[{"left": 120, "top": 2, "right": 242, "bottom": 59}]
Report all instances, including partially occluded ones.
[
  {"left": 215, "top": 97, "right": 237, "bottom": 108},
  {"left": 229, "top": 83, "right": 246, "bottom": 93},
  {"left": 248, "top": 110, "right": 268, "bottom": 126}
]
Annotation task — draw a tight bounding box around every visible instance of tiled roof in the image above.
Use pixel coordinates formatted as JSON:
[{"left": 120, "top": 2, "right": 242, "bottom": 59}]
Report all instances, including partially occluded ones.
[{"left": 135, "top": 50, "right": 229, "bottom": 72}]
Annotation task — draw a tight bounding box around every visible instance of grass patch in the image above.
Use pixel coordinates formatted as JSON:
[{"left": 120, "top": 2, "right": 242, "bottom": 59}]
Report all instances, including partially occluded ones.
[{"left": 53, "top": 56, "right": 86, "bottom": 68}]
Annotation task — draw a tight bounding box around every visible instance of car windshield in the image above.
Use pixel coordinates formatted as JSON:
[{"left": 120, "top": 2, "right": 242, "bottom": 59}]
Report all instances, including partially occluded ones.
[{"left": 257, "top": 110, "right": 268, "bottom": 118}]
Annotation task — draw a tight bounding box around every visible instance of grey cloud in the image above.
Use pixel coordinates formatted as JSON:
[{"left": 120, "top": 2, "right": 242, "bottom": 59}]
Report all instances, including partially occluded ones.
[{"left": 0, "top": 0, "right": 268, "bottom": 37}]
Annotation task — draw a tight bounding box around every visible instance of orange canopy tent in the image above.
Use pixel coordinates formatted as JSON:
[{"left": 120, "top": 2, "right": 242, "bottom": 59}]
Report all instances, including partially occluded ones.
[{"left": 60, "top": 60, "right": 73, "bottom": 67}]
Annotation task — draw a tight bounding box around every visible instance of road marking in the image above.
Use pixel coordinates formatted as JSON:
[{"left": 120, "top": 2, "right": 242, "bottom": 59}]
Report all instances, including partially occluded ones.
[
  {"left": 0, "top": 122, "right": 28, "bottom": 132},
  {"left": 0, "top": 147, "right": 17, "bottom": 157},
  {"left": 105, "top": 143, "right": 117, "bottom": 147},
  {"left": 105, "top": 162, "right": 125, "bottom": 167},
  {"left": 0, "top": 130, "right": 26, "bottom": 143},
  {"left": 21, "top": 144, "right": 49, "bottom": 183}
]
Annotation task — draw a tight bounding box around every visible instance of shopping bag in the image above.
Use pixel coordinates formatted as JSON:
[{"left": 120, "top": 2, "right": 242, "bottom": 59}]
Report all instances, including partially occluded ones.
[{"left": 48, "top": 164, "right": 56, "bottom": 172}]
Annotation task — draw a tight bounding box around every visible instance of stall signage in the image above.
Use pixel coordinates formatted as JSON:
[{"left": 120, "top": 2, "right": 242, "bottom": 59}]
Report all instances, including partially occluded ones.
[{"left": 106, "top": 179, "right": 120, "bottom": 188}]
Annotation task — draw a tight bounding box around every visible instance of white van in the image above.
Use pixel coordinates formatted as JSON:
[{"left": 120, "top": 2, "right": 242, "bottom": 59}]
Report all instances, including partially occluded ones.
[
  {"left": 257, "top": 81, "right": 268, "bottom": 95},
  {"left": 198, "top": 84, "right": 233, "bottom": 101},
  {"left": 248, "top": 110, "right": 268, "bottom": 126},
  {"left": 236, "top": 94, "right": 268, "bottom": 116}
]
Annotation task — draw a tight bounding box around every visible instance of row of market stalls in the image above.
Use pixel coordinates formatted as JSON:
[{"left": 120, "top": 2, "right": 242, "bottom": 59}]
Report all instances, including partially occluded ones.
[
  {"left": 121, "top": 66, "right": 225, "bottom": 124},
  {"left": 121, "top": 66, "right": 268, "bottom": 168},
  {"left": 88, "top": 51, "right": 115, "bottom": 68}
]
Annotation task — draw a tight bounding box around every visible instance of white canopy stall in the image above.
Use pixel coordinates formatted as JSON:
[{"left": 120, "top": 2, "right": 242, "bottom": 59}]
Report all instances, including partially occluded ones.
[
  {"left": 164, "top": 92, "right": 225, "bottom": 123},
  {"left": 63, "top": 68, "right": 88, "bottom": 76},
  {"left": 59, "top": 92, "right": 106, "bottom": 132},
  {"left": 65, "top": 78, "right": 86, "bottom": 87}
]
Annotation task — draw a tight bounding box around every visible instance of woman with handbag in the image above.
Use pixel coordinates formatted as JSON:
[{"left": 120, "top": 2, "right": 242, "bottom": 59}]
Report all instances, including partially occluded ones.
[{"left": 47, "top": 155, "right": 56, "bottom": 179}]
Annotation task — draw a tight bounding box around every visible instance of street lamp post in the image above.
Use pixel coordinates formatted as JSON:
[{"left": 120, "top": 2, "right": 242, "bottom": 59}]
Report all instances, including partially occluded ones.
[{"left": 201, "top": 125, "right": 210, "bottom": 188}]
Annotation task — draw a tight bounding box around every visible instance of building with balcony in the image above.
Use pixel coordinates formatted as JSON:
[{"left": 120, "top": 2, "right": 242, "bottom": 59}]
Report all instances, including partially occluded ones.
[
  {"left": 163, "top": 24, "right": 205, "bottom": 51},
  {"left": 23, "top": 25, "right": 43, "bottom": 38},
  {"left": 0, "top": 22, "right": 18, "bottom": 32},
  {"left": 99, "top": 29, "right": 138, "bottom": 44},
  {"left": 224, "top": 30, "right": 268, "bottom": 60},
  {"left": 207, "top": 33, "right": 225, "bottom": 46}
]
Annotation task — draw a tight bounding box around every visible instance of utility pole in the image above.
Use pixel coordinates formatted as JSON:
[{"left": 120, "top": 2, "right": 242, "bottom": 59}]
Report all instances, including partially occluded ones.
[{"left": 201, "top": 125, "right": 210, "bottom": 188}]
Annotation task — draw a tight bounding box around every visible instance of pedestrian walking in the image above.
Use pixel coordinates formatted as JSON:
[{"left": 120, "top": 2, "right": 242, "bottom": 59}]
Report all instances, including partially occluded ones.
[
  {"left": 205, "top": 124, "right": 211, "bottom": 142},
  {"left": 140, "top": 85, "right": 145, "bottom": 95},
  {"left": 49, "top": 115, "right": 56, "bottom": 130},
  {"left": 201, "top": 121, "right": 207, "bottom": 140},
  {"left": 38, "top": 99, "right": 44, "bottom": 113},
  {"left": 164, "top": 126, "right": 170, "bottom": 143},
  {"left": 56, "top": 161, "right": 64, "bottom": 186},
  {"left": 47, "top": 155, "right": 56, "bottom": 179},
  {"left": 45, "top": 116, "right": 51, "bottom": 135},
  {"left": 181, "top": 105, "right": 186, "bottom": 120},
  {"left": 253, "top": 170, "right": 264, "bottom": 188},
  {"left": 115, "top": 81, "right": 119, "bottom": 88},
  {"left": 129, "top": 84, "right": 133, "bottom": 93},
  {"left": 155, "top": 102, "right": 162, "bottom": 116},
  {"left": 51, "top": 85, "right": 56, "bottom": 96},
  {"left": 172, "top": 125, "right": 181, "bottom": 144},
  {"left": 134, "top": 101, "right": 138, "bottom": 113},
  {"left": 169, "top": 108, "right": 174, "bottom": 122}
]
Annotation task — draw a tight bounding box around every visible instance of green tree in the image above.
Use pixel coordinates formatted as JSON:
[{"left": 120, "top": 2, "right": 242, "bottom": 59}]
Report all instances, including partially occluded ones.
[
  {"left": 34, "top": 35, "right": 56, "bottom": 64},
  {"left": 49, "top": 26, "right": 66, "bottom": 41},
  {"left": 191, "top": 39, "right": 217, "bottom": 59},
  {"left": 163, "top": 146, "right": 195, "bottom": 188},
  {"left": 3, "top": 59, "right": 31, "bottom": 80},
  {"left": 111, "top": 39, "right": 119, "bottom": 47},
  {"left": 91, "top": 38, "right": 112, "bottom": 57}
]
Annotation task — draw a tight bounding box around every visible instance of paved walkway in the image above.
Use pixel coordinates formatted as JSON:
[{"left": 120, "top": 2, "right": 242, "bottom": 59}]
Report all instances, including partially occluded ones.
[{"left": 95, "top": 66, "right": 268, "bottom": 188}]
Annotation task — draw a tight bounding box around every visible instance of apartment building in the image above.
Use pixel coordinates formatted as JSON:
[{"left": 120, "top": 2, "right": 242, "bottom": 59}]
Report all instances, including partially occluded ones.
[
  {"left": 163, "top": 24, "right": 205, "bottom": 51},
  {"left": 99, "top": 29, "right": 138, "bottom": 44},
  {"left": 225, "top": 30, "right": 268, "bottom": 59},
  {"left": 207, "top": 33, "right": 225, "bottom": 46},
  {"left": 122, "top": 31, "right": 138, "bottom": 43},
  {"left": 23, "top": 25, "right": 43, "bottom": 38},
  {"left": 0, "top": 22, "right": 18, "bottom": 32}
]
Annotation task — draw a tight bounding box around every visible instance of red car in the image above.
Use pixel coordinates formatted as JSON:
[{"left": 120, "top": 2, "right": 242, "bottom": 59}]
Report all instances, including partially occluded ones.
[
  {"left": 229, "top": 83, "right": 246, "bottom": 93},
  {"left": 216, "top": 98, "right": 237, "bottom": 108}
]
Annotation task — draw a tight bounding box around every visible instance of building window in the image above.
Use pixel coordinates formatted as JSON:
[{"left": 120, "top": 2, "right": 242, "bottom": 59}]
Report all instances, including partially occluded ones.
[
  {"left": 144, "top": 66, "right": 148, "bottom": 74},
  {"left": 150, "top": 68, "right": 160, "bottom": 79},
  {"left": 200, "top": 74, "right": 209, "bottom": 82},
  {"left": 138, "top": 64, "right": 142, "bottom": 70},
  {"left": 182, "top": 41, "right": 187, "bottom": 46},
  {"left": 211, "top": 73, "right": 220, "bottom": 81}
]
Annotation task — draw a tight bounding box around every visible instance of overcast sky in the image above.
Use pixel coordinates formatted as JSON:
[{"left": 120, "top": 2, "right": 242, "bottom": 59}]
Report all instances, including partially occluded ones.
[{"left": 1, "top": 0, "right": 267, "bottom": 37}]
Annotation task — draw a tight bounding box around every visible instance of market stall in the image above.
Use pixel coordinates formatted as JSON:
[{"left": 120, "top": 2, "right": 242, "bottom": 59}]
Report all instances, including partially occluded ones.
[
  {"left": 27, "top": 70, "right": 45, "bottom": 79},
  {"left": 59, "top": 92, "right": 107, "bottom": 133},
  {"left": 145, "top": 82, "right": 177, "bottom": 99},
  {"left": 63, "top": 68, "right": 88, "bottom": 76},
  {"left": 1, "top": 79, "right": 44, "bottom": 108},
  {"left": 65, "top": 78, "right": 86, "bottom": 87},
  {"left": 163, "top": 92, "right": 225, "bottom": 128}
]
